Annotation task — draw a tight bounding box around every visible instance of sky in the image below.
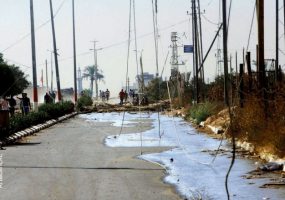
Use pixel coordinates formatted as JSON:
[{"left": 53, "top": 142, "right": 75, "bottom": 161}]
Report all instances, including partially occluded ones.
[{"left": 0, "top": 0, "right": 282, "bottom": 99}]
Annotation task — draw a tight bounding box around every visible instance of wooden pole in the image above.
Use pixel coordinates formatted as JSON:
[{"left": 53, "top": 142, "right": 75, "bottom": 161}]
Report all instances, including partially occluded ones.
[
  {"left": 246, "top": 52, "right": 252, "bottom": 91},
  {"left": 276, "top": 0, "right": 279, "bottom": 82},
  {"left": 30, "top": 0, "right": 38, "bottom": 111},
  {"left": 193, "top": 0, "right": 199, "bottom": 103},
  {"left": 222, "top": 0, "right": 229, "bottom": 106},
  {"left": 257, "top": 0, "right": 265, "bottom": 89},
  {"left": 239, "top": 64, "right": 244, "bottom": 108}
]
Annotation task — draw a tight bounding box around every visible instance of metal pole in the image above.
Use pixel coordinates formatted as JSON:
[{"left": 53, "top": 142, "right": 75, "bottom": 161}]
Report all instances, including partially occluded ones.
[
  {"left": 49, "top": 0, "right": 62, "bottom": 101},
  {"left": 30, "top": 0, "right": 38, "bottom": 111},
  {"left": 72, "top": 0, "right": 78, "bottom": 102}
]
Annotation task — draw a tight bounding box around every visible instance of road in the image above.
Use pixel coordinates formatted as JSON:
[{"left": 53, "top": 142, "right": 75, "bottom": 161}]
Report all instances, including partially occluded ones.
[{"left": 0, "top": 116, "right": 181, "bottom": 200}]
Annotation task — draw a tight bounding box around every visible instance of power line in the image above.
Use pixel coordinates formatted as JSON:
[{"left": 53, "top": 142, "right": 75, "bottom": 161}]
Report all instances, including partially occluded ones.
[{"left": 1, "top": 0, "right": 67, "bottom": 53}]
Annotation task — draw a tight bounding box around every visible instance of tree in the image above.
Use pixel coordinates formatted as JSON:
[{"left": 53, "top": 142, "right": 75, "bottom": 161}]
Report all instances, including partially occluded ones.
[
  {"left": 82, "top": 65, "right": 104, "bottom": 97},
  {"left": 0, "top": 53, "right": 29, "bottom": 97}
]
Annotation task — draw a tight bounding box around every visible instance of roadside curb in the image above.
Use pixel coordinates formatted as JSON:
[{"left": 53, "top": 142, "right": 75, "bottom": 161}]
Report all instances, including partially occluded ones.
[{"left": 2, "top": 112, "right": 78, "bottom": 146}]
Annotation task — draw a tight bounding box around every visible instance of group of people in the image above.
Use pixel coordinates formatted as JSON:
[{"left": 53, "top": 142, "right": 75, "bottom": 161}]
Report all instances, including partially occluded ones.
[
  {"left": 44, "top": 91, "right": 56, "bottom": 104},
  {"left": 99, "top": 89, "right": 110, "bottom": 101},
  {"left": 0, "top": 93, "right": 31, "bottom": 116},
  {"left": 118, "top": 89, "right": 148, "bottom": 106}
]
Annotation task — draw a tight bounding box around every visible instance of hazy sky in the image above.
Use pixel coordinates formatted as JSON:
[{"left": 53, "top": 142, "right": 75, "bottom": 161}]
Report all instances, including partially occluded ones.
[{"left": 0, "top": 0, "right": 281, "bottom": 99}]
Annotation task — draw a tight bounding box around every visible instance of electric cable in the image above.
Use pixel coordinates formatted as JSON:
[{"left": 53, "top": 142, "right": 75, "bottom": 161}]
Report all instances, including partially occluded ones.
[
  {"left": 246, "top": 2, "right": 256, "bottom": 52},
  {"left": 1, "top": 0, "right": 67, "bottom": 53}
]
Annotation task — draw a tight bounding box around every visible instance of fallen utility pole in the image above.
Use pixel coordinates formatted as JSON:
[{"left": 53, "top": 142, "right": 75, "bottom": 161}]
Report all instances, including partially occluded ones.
[
  {"left": 198, "top": 24, "right": 223, "bottom": 72},
  {"left": 49, "top": 0, "right": 62, "bottom": 101},
  {"left": 30, "top": 0, "right": 38, "bottom": 111}
]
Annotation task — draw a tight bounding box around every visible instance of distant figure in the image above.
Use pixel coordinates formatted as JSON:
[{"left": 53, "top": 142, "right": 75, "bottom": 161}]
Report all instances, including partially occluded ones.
[
  {"left": 8, "top": 96, "right": 16, "bottom": 116},
  {"left": 49, "top": 91, "right": 56, "bottom": 103},
  {"left": 105, "top": 89, "right": 110, "bottom": 101},
  {"left": 18, "top": 93, "right": 31, "bottom": 115},
  {"left": 129, "top": 89, "right": 134, "bottom": 100},
  {"left": 124, "top": 90, "right": 128, "bottom": 102},
  {"left": 119, "top": 89, "right": 125, "bottom": 105},
  {"left": 99, "top": 90, "right": 103, "bottom": 100},
  {"left": 44, "top": 92, "right": 52, "bottom": 104}
]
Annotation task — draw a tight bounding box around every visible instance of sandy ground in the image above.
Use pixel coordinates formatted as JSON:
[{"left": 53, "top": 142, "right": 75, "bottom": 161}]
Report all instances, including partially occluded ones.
[{"left": 0, "top": 116, "right": 181, "bottom": 200}]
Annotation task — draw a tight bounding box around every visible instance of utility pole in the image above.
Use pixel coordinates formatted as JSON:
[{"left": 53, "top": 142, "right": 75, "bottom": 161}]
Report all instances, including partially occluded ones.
[
  {"left": 72, "top": 0, "right": 78, "bottom": 102},
  {"left": 49, "top": 50, "right": 54, "bottom": 91},
  {"left": 222, "top": 0, "right": 229, "bottom": 106},
  {"left": 197, "top": 0, "right": 204, "bottom": 85},
  {"left": 45, "top": 59, "right": 49, "bottom": 91},
  {"left": 193, "top": 0, "right": 199, "bottom": 103},
  {"left": 91, "top": 41, "right": 98, "bottom": 100},
  {"left": 30, "top": 0, "right": 38, "bottom": 111},
  {"left": 276, "top": 0, "right": 279, "bottom": 82},
  {"left": 257, "top": 0, "right": 265, "bottom": 89},
  {"left": 139, "top": 52, "right": 145, "bottom": 93},
  {"left": 49, "top": 0, "right": 61, "bottom": 101}
]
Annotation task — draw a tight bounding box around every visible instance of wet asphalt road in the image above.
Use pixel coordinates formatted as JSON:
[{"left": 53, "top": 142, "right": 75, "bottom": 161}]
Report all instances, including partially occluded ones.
[{"left": 0, "top": 116, "right": 181, "bottom": 200}]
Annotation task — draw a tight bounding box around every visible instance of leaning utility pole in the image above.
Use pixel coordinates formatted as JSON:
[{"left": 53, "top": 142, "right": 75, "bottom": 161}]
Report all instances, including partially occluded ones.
[
  {"left": 30, "top": 0, "right": 38, "bottom": 111},
  {"left": 222, "top": 0, "right": 229, "bottom": 106},
  {"left": 49, "top": 0, "right": 62, "bottom": 101},
  {"left": 72, "top": 0, "right": 78, "bottom": 102}
]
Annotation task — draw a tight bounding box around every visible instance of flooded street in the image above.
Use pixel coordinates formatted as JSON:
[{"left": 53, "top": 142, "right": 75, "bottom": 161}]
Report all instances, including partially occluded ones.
[{"left": 81, "top": 112, "right": 285, "bottom": 200}]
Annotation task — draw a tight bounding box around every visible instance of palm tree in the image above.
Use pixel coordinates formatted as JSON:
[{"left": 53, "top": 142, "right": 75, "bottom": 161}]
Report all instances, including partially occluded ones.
[{"left": 82, "top": 65, "right": 104, "bottom": 97}]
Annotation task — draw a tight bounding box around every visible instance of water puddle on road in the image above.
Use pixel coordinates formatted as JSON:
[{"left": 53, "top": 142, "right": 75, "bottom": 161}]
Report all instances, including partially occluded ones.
[{"left": 80, "top": 112, "right": 285, "bottom": 200}]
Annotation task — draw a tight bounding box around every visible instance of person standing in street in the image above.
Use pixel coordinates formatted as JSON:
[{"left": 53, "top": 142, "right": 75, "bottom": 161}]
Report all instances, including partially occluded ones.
[
  {"left": 18, "top": 93, "right": 31, "bottom": 115},
  {"left": 119, "top": 89, "right": 125, "bottom": 105}
]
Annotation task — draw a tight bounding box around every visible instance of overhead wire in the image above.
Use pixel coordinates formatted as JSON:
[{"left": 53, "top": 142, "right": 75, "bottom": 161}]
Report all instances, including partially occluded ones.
[
  {"left": 246, "top": 2, "right": 256, "bottom": 52},
  {"left": 118, "top": 0, "right": 132, "bottom": 137},
  {"left": 1, "top": 0, "right": 67, "bottom": 53},
  {"left": 224, "top": 0, "right": 235, "bottom": 199}
]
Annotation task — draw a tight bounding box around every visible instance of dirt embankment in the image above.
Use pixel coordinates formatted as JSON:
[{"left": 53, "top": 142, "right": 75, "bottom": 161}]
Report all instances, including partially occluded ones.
[{"left": 174, "top": 107, "right": 285, "bottom": 167}]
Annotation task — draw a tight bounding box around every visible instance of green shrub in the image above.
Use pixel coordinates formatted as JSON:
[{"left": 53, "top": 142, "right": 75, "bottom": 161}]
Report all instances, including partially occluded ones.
[
  {"left": 0, "top": 101, "right": 75, "bottom": 138},
  {"left": 188, "top": 102, "right": 218, "bottom": 124},
  {"left": 76, "top": 95, "right": 93, "bottom": 111}
]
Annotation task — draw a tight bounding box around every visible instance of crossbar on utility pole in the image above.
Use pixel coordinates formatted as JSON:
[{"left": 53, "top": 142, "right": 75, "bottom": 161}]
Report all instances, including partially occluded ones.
[
  {"left": 49, "top": 0, "right": 62, "bottom": 101},
  {"left": 30, "top": 0, "right": 38, "bottom": 111}
]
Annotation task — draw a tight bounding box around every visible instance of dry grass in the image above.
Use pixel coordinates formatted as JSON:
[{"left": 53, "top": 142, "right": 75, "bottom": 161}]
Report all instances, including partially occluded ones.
[{"left": 233, "top": 86, "right": 285, "bottom": 157}]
